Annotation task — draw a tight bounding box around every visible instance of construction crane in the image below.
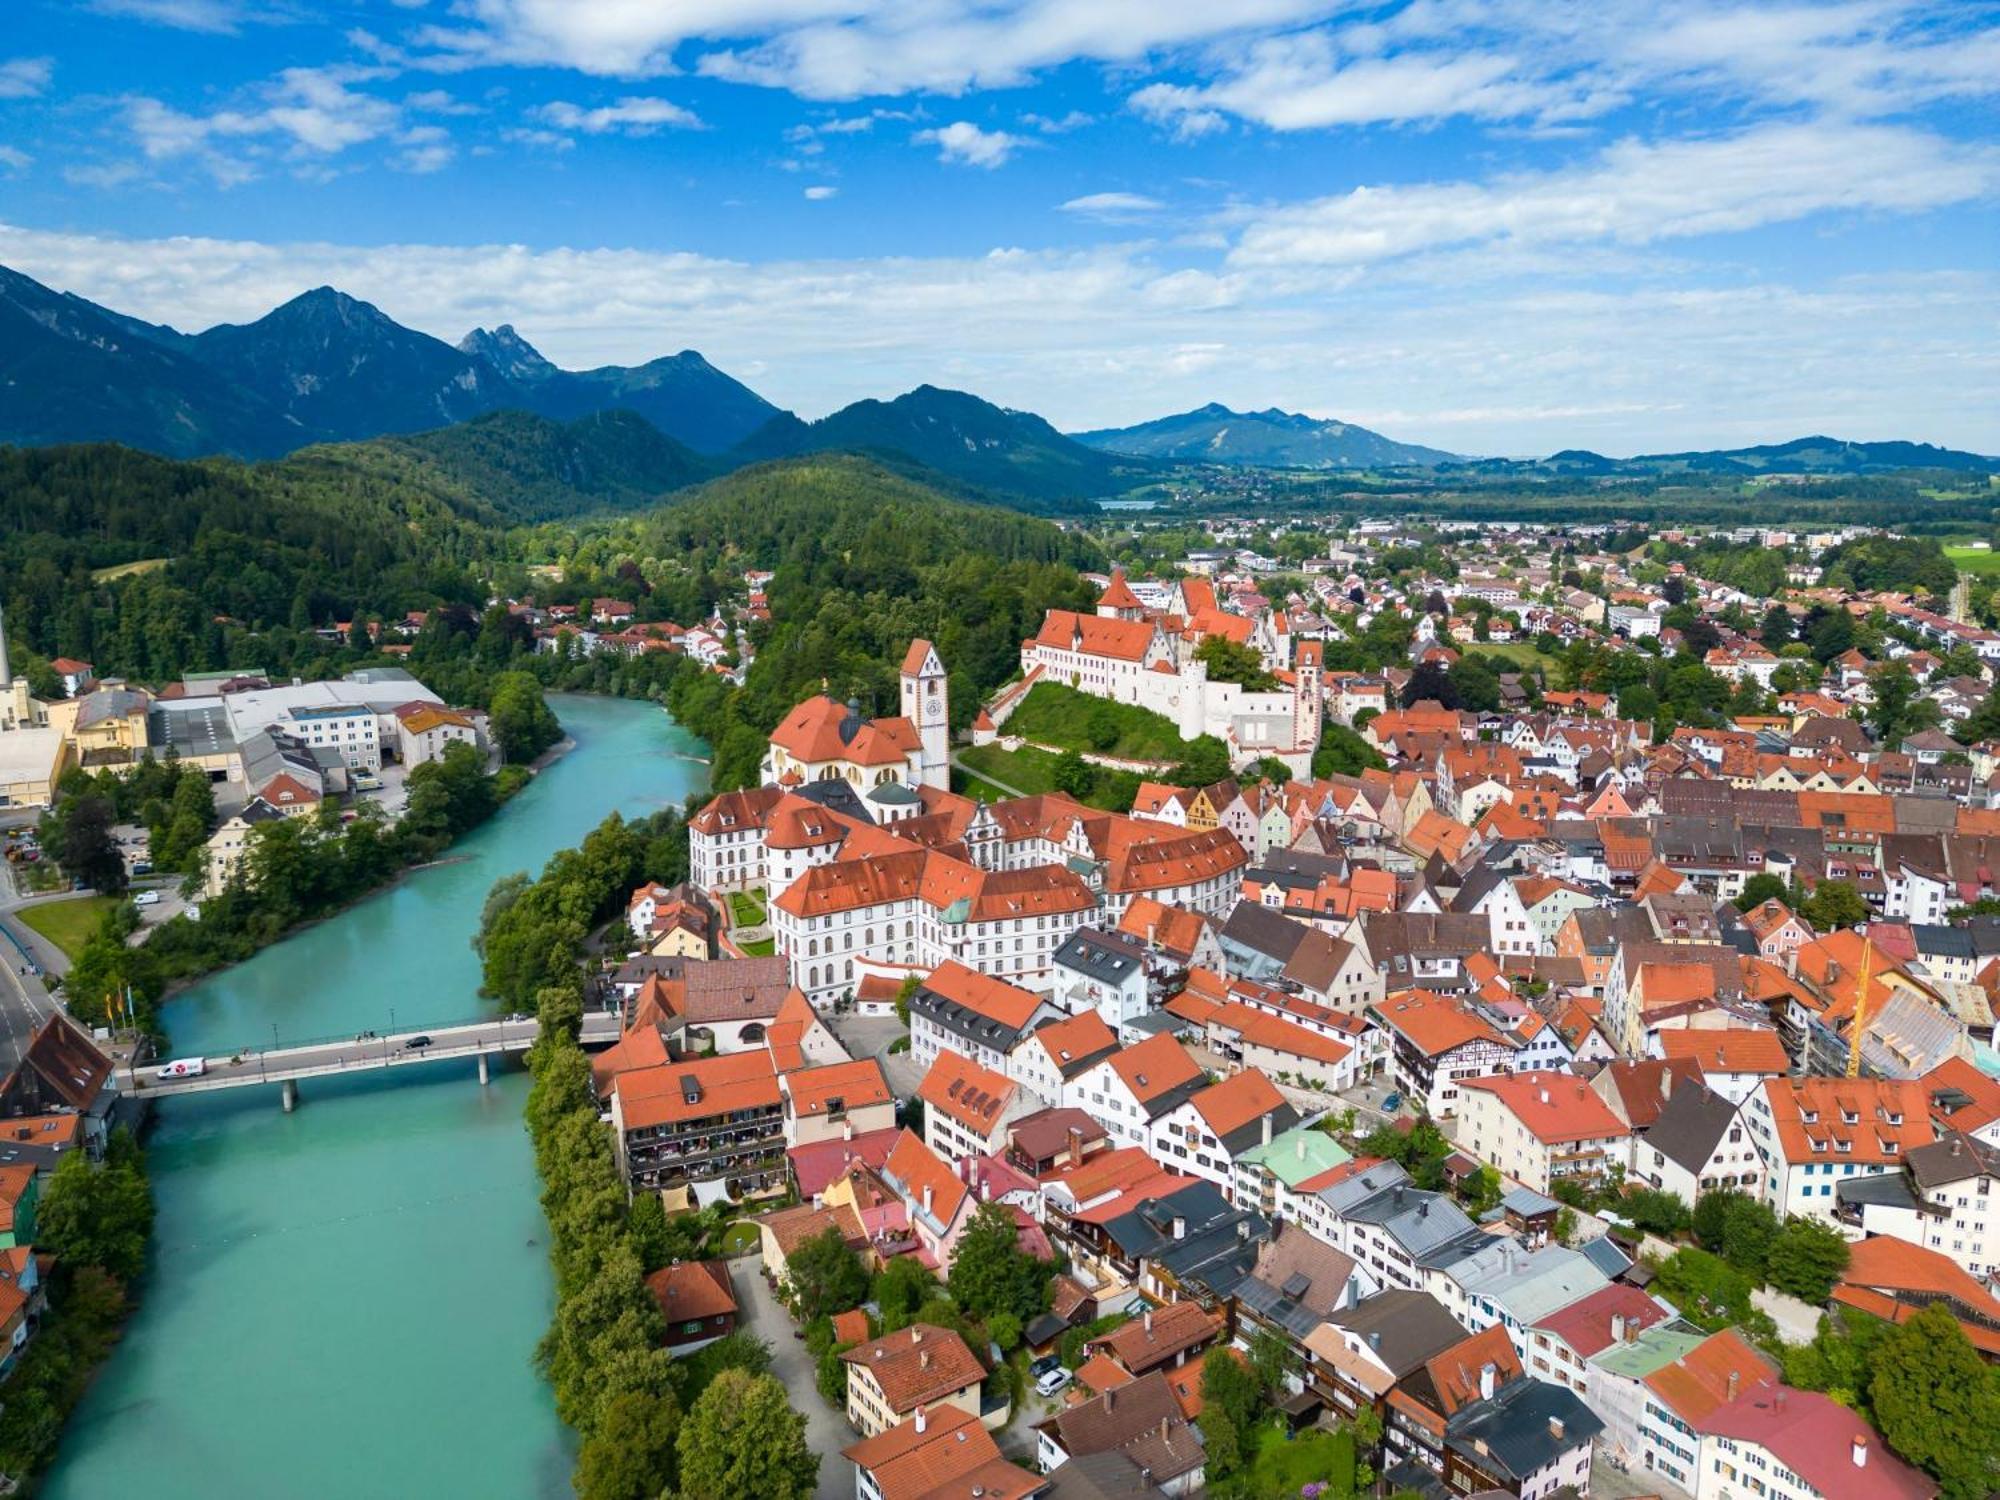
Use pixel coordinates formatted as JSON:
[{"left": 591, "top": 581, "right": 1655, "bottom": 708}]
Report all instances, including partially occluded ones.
[{"left": 1846, "top": 935, "right": 1875, "bottom": 1079}]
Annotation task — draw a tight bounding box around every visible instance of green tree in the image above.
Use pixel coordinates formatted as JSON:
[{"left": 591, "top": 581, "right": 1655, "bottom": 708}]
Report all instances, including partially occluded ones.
[
  {"left": 34, "top": 1133, "right": 154, "bottom": 1283},
  {"left": 51, "top": 794, "right": 127, "bottom": 895},
  {"left": 489, "top": 669, "right": 563, "bottom": 764},
  {"left": 1312, "top": 722, "right": 1386, "bottom": 779},
  {"left": 1734, "top": 873, "right": 1790, "bottom": 912},
  {"left": 783, "top": 1227, "right": 868, "bottom": 1322},
  {"left": 1870, "top": 1304, "right": 2000, "bottom": 1500},
  {"left": 1051, "top": 748, "right": 1094, "bottom": 798},
  {"left": 1764, "top": 1217, "right": 1850, "bottom": 1303},
  {"left": 573, "top": 1388, "right": 683, "bottom": 1500},
  {"left": 1248, "top": 1327, "right": 1295, "bottom": 1397},
  {"left": 1194, "top": 634, "right": 1278, "bottom": 691},
  {"left": 676, "top": 1370, "right": 819, "bottom": 1500},
  {"left": 1800, "top": 879, "right": 1869, "bottom": 932},
  {"left": 1198, "top": 1348, "right": 1263, "bottom": 1477},
  {"left": 872, "top": 1256, "right": 937, "bottom": 1331},
  {"left": 947, "top": 1200, "right": 1049, "bottom": 1324},
  {"left": 1867, "top": 662, "right": 1921, "bottom": 744}
]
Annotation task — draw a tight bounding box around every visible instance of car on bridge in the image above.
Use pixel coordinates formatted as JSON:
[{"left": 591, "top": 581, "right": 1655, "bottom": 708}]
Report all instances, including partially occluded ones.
[{"left": 402, "top": 1035, "right": 433, "bottom": 1050}]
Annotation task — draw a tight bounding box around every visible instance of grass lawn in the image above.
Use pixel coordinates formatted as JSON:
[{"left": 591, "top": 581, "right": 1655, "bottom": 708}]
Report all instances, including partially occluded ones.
[
  {"left": 735, "top": 937, "right": 776, "bottom": 957},
  {"left": 951, "top": 767, "right": 1016, "bottom": 802},
  {"left": 1946, "top": 545, "right": 2000, "bottom": 576},
  {"left": 1465, "top": 639, "right": 1559, "bottom": 666},
  {"left": 1216, "top": 1423, "right": 1357, "bottom": 1499},
  {"left": 958, "top": 744, "right": 1136, "bottom": 812},
  {"left": 17, "top": 895, "right": 122, "bottom": 961},
  {"left": 717, "top": 1222, "right": 761, "bottom": 1256},
  {"left": 725, "top": 888, "right": 767, "bottom": 927},
  {"left": 1005, "top": 681, "right": 1186, "bottom": 760}
]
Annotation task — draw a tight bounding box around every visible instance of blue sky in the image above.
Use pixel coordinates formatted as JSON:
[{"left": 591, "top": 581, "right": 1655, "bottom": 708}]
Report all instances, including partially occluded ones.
[{"left": 1, "top": 0, "right": 1996, "bottom": 455}]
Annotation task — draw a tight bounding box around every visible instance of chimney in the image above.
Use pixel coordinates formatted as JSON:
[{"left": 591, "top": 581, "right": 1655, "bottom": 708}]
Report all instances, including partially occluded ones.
[
  {"left": 920, "top": 1350, "right": 932, "bottom": 1371},
  {"left": 1610, "top": 1313, "right": 1626, "bottom": 1344},
  {"left": 1172, "top": 1215, "right": 1187, "bottom": 1240},
  {"left": 1368, "top": 1331, "right": 1381, "bottom": 1351},
  {"left": 1159, "top": 1418, "right": 1170, "bottom": 1442},
  {"left": 1145, "top": 1309, "right": 1154, "bottom": 1335},
  {"left": 1105, "top": 1388, "right": 1116, "bottom": 1412},
  {"left": 844, "top": 1119, "right": 854, "bottom": 1141},
  {"left": 1238, "top": 1219, "right": 1251, "bottom": 1241},
  {"left": 1660, "top": 1068, "right": 1673, "bottom": 1099},
  {"left": 1068, "top": 1125, "right": 1085, "bottom": 1167},
  {"left": 1726, "top": 1371, "right": 1739, "bottom": 1401},
  {"left": 912, "top": 1328, "right": 923, "bottom": 1344},
  {"left": 1479, "top": 1361, "right": 1497, "bottom": 1401},
  {"left": 915, "top": 1406, "right": 928, "bottom": 1434},
  {"left": 923, "top": 1185, "right": 934, "bottom": 1215},
  {"left": 1297, "top": 1134, "right": 1307, "bottom": 1162},
  {"left": 1853, "top": 1437, "right": 1869, "bottom": 1469},
  {"left": 1262, "top": 1113, "right": 1274, "bottom": 1147}
]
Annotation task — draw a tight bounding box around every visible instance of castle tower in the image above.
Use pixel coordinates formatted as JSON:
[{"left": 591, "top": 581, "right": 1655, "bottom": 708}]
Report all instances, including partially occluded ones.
[{"left": 899, "top": 639, "right": 949, "bottom": 792}]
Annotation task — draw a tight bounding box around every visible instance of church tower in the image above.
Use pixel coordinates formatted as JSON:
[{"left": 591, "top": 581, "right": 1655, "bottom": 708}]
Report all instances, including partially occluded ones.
[
  {"left": 1293, "top": 639, "right": 1324, "bottom": 765},
  {"left": 899, "top": 639, "right": 950, "bottom": 791}
]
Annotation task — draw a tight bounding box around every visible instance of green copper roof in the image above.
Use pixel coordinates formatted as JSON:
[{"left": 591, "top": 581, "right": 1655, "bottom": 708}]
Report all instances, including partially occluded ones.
[
  {"left": 1237, "top": 1125, "right": 1351, "bottom": 1186},
  {"left": 1589, "top": 1324, "right": 1707, "bottom": 1379}
]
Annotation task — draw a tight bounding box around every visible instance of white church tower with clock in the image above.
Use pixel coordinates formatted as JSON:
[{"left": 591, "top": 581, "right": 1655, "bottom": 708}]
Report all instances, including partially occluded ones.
[{"left": 899, "top": 639, "right": 950, "bottom": 792}]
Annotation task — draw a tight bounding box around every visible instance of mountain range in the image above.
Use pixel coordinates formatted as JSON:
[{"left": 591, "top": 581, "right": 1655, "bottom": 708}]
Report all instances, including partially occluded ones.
[
  {"left": 1073, "top": 402, "right": 1458, "bottom": 469},
  {"left": 1447, "top": 435, "right": 1998, "bottom": 478},
  {"left": 2, "top": 262, "right": 1990, "bottom": 506},
  {"left": 0, "top": 264, "right": 777, "bottom": 459},
  {"left": 732, "top": 385, "right": 1149, "bottom": 503}
]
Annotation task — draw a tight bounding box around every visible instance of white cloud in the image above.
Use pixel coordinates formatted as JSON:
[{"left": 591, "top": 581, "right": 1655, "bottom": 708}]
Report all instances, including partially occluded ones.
[
  {"left": 124, "top": 65, "right": 402, "bottom": 176},
  {"left": 392, "top": 125, "right": 456, "bottom": 173},
  {"left": 1060, "top": 191, "right": 1163, "bottom": 218},
  {"left": 502, "top": 127, "right": 575, "bottom": 151},
  {"left": 0, "top": 57, "right": 53, "bottom": 100},
  {"left": 1230, "top": 121, "right": 2000, "bottom": 267},
  {"left": 804, "top": 184, "right": 838, "bottom": 199},
  {"left": 405, "top": 88, "right": 481, "bottom": 115},
  {"left": 90, "top": 0, "right": 281, "bottom": 32},
  {"left": 414, "top": 0, "right": 1342, "bottom": 95},
  {"left": 1, "top": 219, "right": 1991, "bottom": 457},
  {"left": 64, "top": 162, "right": 143, "bottom": 188},
  {"left": 917, "top": 121, "right": 1023, "bottom": 168},
  {"left": 1023, "top": 110, "right": 1093, "bottom": 133},
  {"left": 0, "top": 146, "right": 29, "bottom": 172},
  {"left": 534, "top": 96, "right": 702, "bottom": 134}
]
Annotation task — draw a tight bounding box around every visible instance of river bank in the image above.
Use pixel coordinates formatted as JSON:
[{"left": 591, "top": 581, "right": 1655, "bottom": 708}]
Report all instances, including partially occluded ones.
[{"left": 42, "top": 694, "right": 709, "bottom": 1499}]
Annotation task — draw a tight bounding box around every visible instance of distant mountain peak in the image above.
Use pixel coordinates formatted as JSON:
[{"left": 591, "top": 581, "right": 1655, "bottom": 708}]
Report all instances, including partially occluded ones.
[
  {"left": 459, "top": 323, "right": 558, "bottom": 383},
  {"left": 1074, "top": 403, "right": 1456, "bottom": 469}
]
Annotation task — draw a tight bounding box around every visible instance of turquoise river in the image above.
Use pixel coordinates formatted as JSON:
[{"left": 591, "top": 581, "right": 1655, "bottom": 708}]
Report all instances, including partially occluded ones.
[{"left": 45, "top": 694, "right": 707, "bottom": 1500}]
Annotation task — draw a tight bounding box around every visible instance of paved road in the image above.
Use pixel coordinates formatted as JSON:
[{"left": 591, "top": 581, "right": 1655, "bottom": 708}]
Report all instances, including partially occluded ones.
[
  {"left": 829, "top": 1014, "right": 921, "bottom": 1098},
  {"left": 0, "top": 866, "right": 75, "bottom": 1071},
  {"left": 730, "top": 1252, "right": 853, "bottom": 1500}
]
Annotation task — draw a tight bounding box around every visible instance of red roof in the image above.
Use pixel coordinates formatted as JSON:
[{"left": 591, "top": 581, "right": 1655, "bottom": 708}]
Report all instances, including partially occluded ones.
[
  {"left": 646, "top": 1258, "right": 737, "bottom": 1323},
  {"left": 1531, "top": 1283, "right": 1671, "bottom": 1359},
  {"left": 1702, "top": 1384, "right": 1933, "bottom": 1500},
  {"left": 1460, "top": 1070, "right": 1628, "bottom": 1144}
]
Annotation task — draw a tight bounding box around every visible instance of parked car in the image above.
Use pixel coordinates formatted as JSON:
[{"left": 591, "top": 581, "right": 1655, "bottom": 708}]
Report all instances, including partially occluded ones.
[
  {"left": 1381, "top": 1092, "right": 1402, "bottom": 1112},
  {"left": 402, "top": 1035, "right": 433, "bottom": 1050},
  {"left": 1030, "top": 1354, "right": 1063, "bottom": 1378},
  {"left": 156, "top": 1057, "right": 206, "bottom": 1080},
  {"left": 1035, "top": 1367, "right": 1073, "bottom": 1398},
  {"left": 133, "top": 891, "right": 162, "bottom": 907}
]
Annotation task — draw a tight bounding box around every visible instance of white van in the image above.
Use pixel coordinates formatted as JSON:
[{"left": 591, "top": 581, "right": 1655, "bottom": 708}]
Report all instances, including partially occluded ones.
[
  {"left": 133, "top": 891, "right": 162, "bottom": 907},
  {"left": 156, "top": 1057, "right": 206, "bottom": 1080}
]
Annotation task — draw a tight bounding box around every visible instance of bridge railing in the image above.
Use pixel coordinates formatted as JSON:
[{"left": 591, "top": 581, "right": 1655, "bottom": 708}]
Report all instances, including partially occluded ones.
[{"left": 168, "top": 1014, "right": 540, "bottom": 1063}]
